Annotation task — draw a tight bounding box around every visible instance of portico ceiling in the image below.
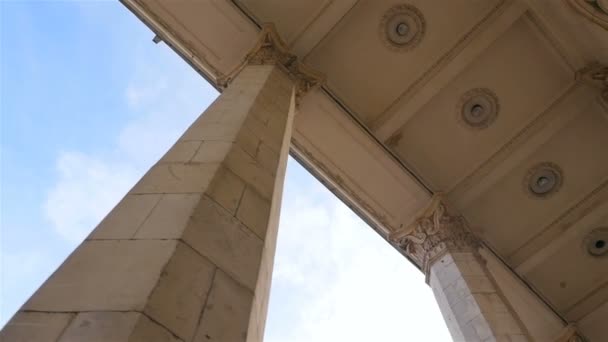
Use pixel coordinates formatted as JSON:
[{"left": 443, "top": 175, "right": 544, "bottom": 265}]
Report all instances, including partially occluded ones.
[{"left": 121, "top": 0, "right": 608, "bottom": 339}]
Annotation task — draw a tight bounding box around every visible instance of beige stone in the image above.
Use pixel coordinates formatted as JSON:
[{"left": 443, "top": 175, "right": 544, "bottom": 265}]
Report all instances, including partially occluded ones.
[
  {"left": 194, "top": 270, "right": 253, "bottom": 342},
  {"left": 88, "top": 194, "right": 161, "bottom": 240},
  {"left": 24, "top": 240, "right": 177, "bottom": 312},
  {"left": 206, "top": 166, "right": 246, "bottom": 214},
  {"left": 134, "top": 193, "right": 201, "bottom": 239},
  {"left": 160, "top": 140, "right": 202, "bottom": 163},
  {"left": 58, "top": 312, "right": 180, "bottom": 342},
  {"left": 224, "top": 145, "right": 275, "bottom": 200},
  {"left": 183, "top": 195, "right": 264, "bottom": 291},
  {"left": 237, "top": 186, "right": 271, "bottom": 238},
  {"left": 191, "top": 140, "right": 233, "bottom": 164},
  {"left": 131, "top": 162, "right": 219, "bottom": 194},
  {"left": 0, "top": 312, "right": 74, "bottom": 342},
  {"left": 145, "top": 242, "right": 216, "bottom": 341}
]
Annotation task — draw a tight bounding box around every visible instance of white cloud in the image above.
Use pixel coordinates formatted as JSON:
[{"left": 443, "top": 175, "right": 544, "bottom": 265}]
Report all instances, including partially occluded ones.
[
  {"left": 44, "top": 152, "right": 138, "bottom": 242},
  {"left": 265, "top": 164, "right": 453, "bottom": 342},
  {"left": 43, "top": 43, "right": 215, "bottom": 243}
]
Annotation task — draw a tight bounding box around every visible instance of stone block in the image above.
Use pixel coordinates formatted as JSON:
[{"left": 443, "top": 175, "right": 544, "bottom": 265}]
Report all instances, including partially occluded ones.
[
  {"left": 256, "top": 142, "right": 280, "bottom": 177},
  {"left": 0, "top": 312, "right": 74, "bottom": 342},
  {"left": 224, "top": 145, "right": 274, "bottom": 200},
  {"left": 236, "top": 187, "right": 271, "bottom": 239},
  {"left": 24, "top": 240, "right": 177, "bottom": 312},
  {"left": 145, "top": 242, "right": 215, "bottom": 341},
  {"left": 134, "top": 193, "right": 201, "bottom": 239},
  {"left": 206, "top": 166, "right": 246, "bottom": 214},
  {"left": 88, "top": 194, "right": 161, "bottom": 240},
  {"left": 59, "top": 312, "right": 139, "bottom": 342},
  {"left": 160, "top": 140, "right": 201, "bottom": 163},
  {"left": 183, "top": 196, "right": 263, "bottom": 291},
  {"left": 191, "top": 141, "right": 233, "bottom": 164},
  {"left": 193, "top": 270, "right": 253, "bottom": 342},
  {"left": 131, "top": 163, "right": 219, "bottom": 194},
  {"left": 58, "top": 312, "right": 179, "bottom": 342},
  {"left": 235, "top": 126, "right": 261, "bottom": 159}
]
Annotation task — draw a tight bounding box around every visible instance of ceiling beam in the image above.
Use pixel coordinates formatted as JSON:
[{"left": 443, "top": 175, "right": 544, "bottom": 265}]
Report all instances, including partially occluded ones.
[{"left": 371, "top": 0, "right": 528, "bottom": 141}]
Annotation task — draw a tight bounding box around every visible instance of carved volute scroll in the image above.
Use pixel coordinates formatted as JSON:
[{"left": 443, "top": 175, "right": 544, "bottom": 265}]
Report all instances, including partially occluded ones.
[
  {"left": 218, "top": 24, "right": 325, "bottom": 103},
  {"left": 392, "top": 199, "right": 479, "bottom": 276}
]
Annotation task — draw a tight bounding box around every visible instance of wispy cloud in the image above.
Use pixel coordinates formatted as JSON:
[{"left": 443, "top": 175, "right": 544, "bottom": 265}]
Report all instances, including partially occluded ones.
[
  {"left": 43, "top": 41, "right": 216, "bottom": 243},
  {"left": 265, "top": 164, "right": 452, "bottom": 342}
]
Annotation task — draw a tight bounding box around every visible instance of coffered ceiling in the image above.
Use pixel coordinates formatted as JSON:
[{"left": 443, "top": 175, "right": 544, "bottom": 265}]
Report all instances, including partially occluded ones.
[{"left": 122, "top": 0, "right": 608, "bottom": 340}]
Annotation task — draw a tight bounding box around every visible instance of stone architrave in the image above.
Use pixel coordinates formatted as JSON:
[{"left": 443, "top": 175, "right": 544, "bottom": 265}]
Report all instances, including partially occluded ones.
[
  {"left": 392, "top": 199, "right": 530, "bottom": 342},
  {"left": 0, "top": 24, "right": 323, "bottom": 342}
]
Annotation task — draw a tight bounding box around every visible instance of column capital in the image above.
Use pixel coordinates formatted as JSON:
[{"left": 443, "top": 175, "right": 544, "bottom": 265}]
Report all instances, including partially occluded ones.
[
  {"left": 391, "top": 196, "right": 479, "bottom": 273},
  {"left": 218, "top": 24, "right": 325, "bottom": 101}
]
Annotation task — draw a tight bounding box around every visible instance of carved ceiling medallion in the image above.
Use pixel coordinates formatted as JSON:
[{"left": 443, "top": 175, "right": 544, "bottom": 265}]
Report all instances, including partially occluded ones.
[
  {"left": 380, "top": 4, "right": 425, "bottom": 52},
  {"left": 584, "top": 227, "right": 608, "bottom": 257},
  {"left": 524, "top": 162, "right": 563, "bottom": 199},
  {"left": 457, "top": 88, "right": 499, "bottom": 129}
]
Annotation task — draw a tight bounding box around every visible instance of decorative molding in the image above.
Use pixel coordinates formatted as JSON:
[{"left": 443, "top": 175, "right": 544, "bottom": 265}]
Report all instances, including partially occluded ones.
[
  {"left": 217, "top": 24, "right": 325, "bottom": 102},
  {"left": 379, "top": 4, "right": 426, "bottom": 52},
  {"left": 513, "top": 177, "right": 608, "bottom": 269},
  {"left": 447, "top": 82, "right": 578, "bottom": 197},
  {"left": 290, "top": 138, "right": 396, "bottom": 233},
  {"left": 566, "top": 0, "right": 608, "bottom": 31},
  {"left": 390, "top": 196, "right": 479, "bottom": 275},
  {"left": 577, "top": 61, "right": 608, "bottom": 102},
  {"left": 127, "top": 0, "right": 224, "bottom": 81},
  {"left": 371, "top": 0, "right": 509, "bottom": 131},
  {"left": 554, "top": 324, "right": 585, "bottom": 342},
  {"left": 523, "top": 162, "right": 564, "bottom": 199},
  {"left": 457, "top": 88, "right": 500, "bottom": 130}
]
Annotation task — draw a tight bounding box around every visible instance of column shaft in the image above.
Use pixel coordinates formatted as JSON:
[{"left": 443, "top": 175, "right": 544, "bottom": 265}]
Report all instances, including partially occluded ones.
[
  {"left": 394, "top": 202, "right": 529, "bottom": 342},
  {"left": 1, "top": 64, "right": 295, "bottom": 342}
]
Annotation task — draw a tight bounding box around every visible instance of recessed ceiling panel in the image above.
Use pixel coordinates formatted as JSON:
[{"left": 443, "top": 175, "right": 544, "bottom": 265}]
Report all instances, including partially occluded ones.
[
  {"left": 306, "top": 0, "right": 502, "bottom": 124},
  {"left": 392, "top": 17, "right": 571, "bottom": 191}
]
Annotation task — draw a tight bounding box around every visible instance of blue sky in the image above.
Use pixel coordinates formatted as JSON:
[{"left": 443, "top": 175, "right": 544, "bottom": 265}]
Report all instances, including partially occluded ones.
[{"left": 0, "top": 2, "right": 451, "bottom": 340}]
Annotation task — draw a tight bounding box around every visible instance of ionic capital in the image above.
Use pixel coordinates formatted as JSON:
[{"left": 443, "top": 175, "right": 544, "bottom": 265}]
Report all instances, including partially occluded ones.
[
  {"left": 391, "top": 196, "right": 479, "bottom": 274},
  {"left": 218, "top": 24, "right": 325, "bottom": 101}
]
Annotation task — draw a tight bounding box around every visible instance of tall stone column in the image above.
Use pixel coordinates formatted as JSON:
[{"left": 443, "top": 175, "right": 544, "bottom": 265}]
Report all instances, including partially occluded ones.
[
  {"left": 393, "top": 200, "right": 530, "bottom": 342},
  {"left": 1, "top": 25, "right": 323, "bottom": 342}
]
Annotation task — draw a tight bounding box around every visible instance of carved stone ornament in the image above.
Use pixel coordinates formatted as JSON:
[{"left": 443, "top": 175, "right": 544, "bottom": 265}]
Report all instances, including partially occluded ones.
[
  {"left": 566, "top": 0, "right": 608, "bottom": 31},
  {"left": 217, "top": 24, "right": 325, "bottom": 102},
  {"left": 391, "top": 198, "right": 479, "bottom": 276},
  {"left": 379, "top": 4, "right": 426, "bottom": 52},
  {"left": 577, "top": 61, "right": 608, "bottom": 102}
]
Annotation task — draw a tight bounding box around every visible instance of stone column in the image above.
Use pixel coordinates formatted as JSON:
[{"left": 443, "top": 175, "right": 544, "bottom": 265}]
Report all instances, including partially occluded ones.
[
  {"left": 393, "top": 200, "right": 530, "bottom": 342},
  {"left": 0, "top": 25, "right": 323, "bottom": 342}
]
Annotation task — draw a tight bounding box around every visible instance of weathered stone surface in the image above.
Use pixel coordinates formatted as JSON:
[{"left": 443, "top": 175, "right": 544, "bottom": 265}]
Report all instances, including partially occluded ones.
[
  {"left": 0, "top": 312, "right": 74, "bottom": 342},
  {"left": 193, "top": 270, "right": 253, "bottom": 342},
  {"left": 191, "top": 141, "right": 233, "bottom": 164},
  {"left": 134, "top": 193, "right": 201, "bottom": 239},
  {"left": 160, "top": 140, "right": 202, "bottom": 163},
  {"left": 183, "top": 195, "right": 264, "bottom": 291},
  {"left": 144, "top": 242, "right": 215, "bottom": 341},
  {"left": 88, "top": 194, "right": 161, "bottom": 240},
  {"left": 236, "top": 187, "right": 271, "bottom": 238},
  {"left": 24, "top": 240, "right": 177, "bottom": 312},
  {"left": 130, "top": 163, "right": 219, "bottom": 194},
  {"left": 58, "top": 312, "right": 180, "bottom": 342},
  {"left": 206, "top": 166, "right": 246, "bottom": 214}
]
